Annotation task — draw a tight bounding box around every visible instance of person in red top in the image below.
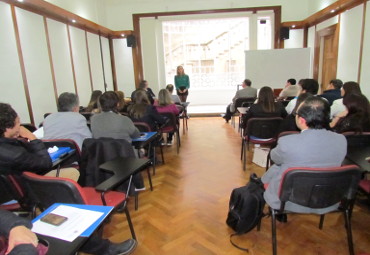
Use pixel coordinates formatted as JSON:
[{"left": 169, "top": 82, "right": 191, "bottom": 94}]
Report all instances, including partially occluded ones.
[{"left": 155, "top": 89, "right": 180, "bottom": 145}]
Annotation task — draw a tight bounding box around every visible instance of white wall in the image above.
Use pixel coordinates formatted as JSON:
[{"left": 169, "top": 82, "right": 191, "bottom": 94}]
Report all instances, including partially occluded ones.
[
  {"left": 360, "top": 3, "right": 370, "bottom": 99},
  {"left": 0, "top": 2, "right": 29, "bottom": 123},
  {"left": 113, "top": 38, "right": 136, "bottom": 96},
  {"left": 337, "top": 5, "right": 363, "bottom": 82},
  {"left": 16, "top": 8, "right": 56, "bottom": 126},
  {"left": 47, "top": 19, "right": 75, "bottom": 95},
  {"left": 0, "top": 2, "right": 113, "bottom": 125},
  {"left": 284, "top": 29, "right": 304, "bottom": 48}
]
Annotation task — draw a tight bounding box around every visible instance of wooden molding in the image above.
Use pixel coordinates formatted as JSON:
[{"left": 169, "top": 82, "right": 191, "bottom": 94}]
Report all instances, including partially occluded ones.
[
  {"left": 282, "top": 0, "right": 367, "bottom": 29},
  {"left": 11, "top": 5, "right": 35, "bottom": 125}
]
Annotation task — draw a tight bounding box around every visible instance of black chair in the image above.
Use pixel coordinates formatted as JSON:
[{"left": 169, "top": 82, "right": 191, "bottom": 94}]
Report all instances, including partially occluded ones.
[
  {"left": 342, "top": 131, "right": 370, "bottom": 147},
  {"left": 241, "top": 117, "right": 283, "bottom": 170},
  {"left": 263, "top": 165, "right": 361, "bottom": 255},
  {"left": 231, "top": 97, "right": 256, "bottom": 127}
]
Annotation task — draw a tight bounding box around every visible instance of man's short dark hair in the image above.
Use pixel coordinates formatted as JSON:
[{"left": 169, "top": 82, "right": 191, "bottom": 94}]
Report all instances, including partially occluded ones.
[
  {"left": 330, "top": 79, "right": 343, "bottom": 89},
  {"left": 58, "top": 92, "right": 79, "bottom": 112},
  {"left": 244, "top": 79, "right": 252, "bottom": 86},
  {"left": 301, "top": 79, "right": 319, "bottom": 95},
  {"left": 139, "top": 80, "right": 147, "bottom": 89},
  {"left": 287, "top": 78, "right": 296, "bottom": 85},
  {"left": 297, "top": 96, "right": 330, "bottom": 129},
  {"left": 0, "top": 103, "right": 17, "bottom": 137},
  {"left": 99, "top": 91, "right": 119, "bottom": 112}
]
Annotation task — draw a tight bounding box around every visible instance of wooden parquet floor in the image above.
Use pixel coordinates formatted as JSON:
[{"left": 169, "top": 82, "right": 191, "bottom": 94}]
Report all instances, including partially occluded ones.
[{"left": 103, "top": 117, "right": 370, "bottom": 255}]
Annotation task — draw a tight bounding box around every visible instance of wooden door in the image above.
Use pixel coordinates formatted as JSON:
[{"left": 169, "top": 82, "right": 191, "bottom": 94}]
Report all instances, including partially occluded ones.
[{"left": 314, "top": 24, "right": 339, "bottom": 91}]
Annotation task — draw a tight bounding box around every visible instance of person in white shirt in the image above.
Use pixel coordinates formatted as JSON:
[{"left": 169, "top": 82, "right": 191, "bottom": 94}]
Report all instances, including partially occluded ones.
[{"left": 330, "top": 81, "right": 362, "bottom": 119}]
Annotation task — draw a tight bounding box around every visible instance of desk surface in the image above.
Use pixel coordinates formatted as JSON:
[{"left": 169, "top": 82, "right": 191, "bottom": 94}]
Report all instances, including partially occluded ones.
[
  {"left": 345, "top": 145, "right": 370, "bottom": 172},
  {"left": 96, "top": 157, "right": 151, "bottom": 192},
  {"left": 132, "top": 131, "right": 159, "bottom": 149}
]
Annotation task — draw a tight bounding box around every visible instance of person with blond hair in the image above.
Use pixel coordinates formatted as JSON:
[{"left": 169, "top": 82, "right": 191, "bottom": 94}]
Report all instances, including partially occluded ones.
[{"left": 174, "top": 66, "right": 190, "bottom": 102}]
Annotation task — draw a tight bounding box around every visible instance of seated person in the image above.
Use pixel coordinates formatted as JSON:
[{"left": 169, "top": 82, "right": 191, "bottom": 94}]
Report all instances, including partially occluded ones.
[
  {"left": 285, "top": 79, "right": 319, "bottom": 114},
  {"left": 84, "top": 90, "right": 102, "bottom": 113},
  {"left": 128, "top": 90, "right": 167, "bottom": 131},
  {"left": 0, "top": 208, "right": 137, "bottom": 255},
  {"left": 319, "top": 79, "right": 343, "bottom": 106},
  {"left": 223, "top": 79, "right": 257, "bottom": 123},
  {"left": 131, "top": 80, "right": 155, "bottom": 105},
  {"left": 0, "top": 103, "right": 79, "bottom": 181},
  {"left": 43, "top": 92, "right": 92, "bottom": 151},
  {"left": 166, "top": 84, "right": 182, "bottom": 104},
  {"left": 262, "top": 96, "right": 347, "bottom": 214},
  {"left": 278, "top": 78, "right": 300, "bottom": 100},
  {"left": 331, "top": 81, "right": 362, "bottom": 119},
  {"left": 330, "top": 93, "right": 370, "bottom": 133},
  {"left": 91, "top": 91, "right": 140, "bottom": 143},
  {"left": 115, "top": 90, "right": 128, "bottom": 113},
  {"left": 154, "top": 89, "right": 180, "bottom": 145},
  {"left": 241, "top": 86, "right": 287, "bottom": 130}
]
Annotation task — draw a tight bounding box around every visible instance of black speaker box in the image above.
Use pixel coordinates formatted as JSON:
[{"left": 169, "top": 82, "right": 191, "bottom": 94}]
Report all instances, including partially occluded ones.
[
  {"left": 127, "top": 35, "right": 136, "bottom": 47},
  {"left": 280, "top": 27, "right": 290, "bottom": 40}
]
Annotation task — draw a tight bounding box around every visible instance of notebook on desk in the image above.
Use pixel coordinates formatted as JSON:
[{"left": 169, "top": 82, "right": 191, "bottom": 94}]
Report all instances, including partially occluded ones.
[{"left": 48, "top": 147, "right": 73, "bottom": 162}]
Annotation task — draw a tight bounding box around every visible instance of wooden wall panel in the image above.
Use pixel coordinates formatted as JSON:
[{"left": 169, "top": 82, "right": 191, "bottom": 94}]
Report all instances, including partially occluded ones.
[
  {"left": 0, "top": 2, "right": 29, "bottom": 123},
  {"left": 101, "top": 36, "right": 114, "bottom": 91},
  {"left": 46, "top": 18, "right": 75, "bottom": 96},
  {"left": 86, "top": 32, "right": 105, "bottom": 92},
  {"left": 68, "top": 26, "right": 92, "bottom": 106},
  {"left": 15, "top": 7, "right": 56, "bottom": 126}
]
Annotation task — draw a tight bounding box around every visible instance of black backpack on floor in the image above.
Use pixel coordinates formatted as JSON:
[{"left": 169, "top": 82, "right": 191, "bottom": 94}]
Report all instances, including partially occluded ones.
[{"left": 226, "top": 174, "right": 265, "bottom": 251}]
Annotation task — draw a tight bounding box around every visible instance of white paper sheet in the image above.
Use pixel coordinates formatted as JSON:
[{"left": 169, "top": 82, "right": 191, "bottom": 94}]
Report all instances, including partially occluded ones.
[{"left": 32, "top": 205, "right": 103, "bottom": 242}]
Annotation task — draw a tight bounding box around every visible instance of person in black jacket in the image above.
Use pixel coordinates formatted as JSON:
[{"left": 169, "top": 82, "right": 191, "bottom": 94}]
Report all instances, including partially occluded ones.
[
  {"left": 131, "top": 80, "right": 156, "bottom": 105},
  {"left": 0, "top": 103, "right": 137, "bottom": 255},
  {"left": 241, "top": 86, "right": 287, "bottom": 129}
]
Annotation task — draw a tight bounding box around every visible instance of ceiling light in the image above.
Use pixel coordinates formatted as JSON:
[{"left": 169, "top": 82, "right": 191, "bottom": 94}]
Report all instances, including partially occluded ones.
[
  {"left": 291, "top": 25, "right": 296, "bottom": 28},
  {"left": 72, "top": 19, "right": 76, "bottom": 23},
  {"left": 17, "top": 0, "right": 24, "bottom": 2},
  {"left": 121, "top": 34, "right": 125, "bottom": 37},
  {"left": 330, "top": 9, "right": 335, "bottom": 13}
]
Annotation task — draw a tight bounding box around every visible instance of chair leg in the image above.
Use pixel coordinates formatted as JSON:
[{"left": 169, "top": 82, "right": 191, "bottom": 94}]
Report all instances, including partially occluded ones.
[
  {"left": 147, "top": 167, "right": 153, "bottom": 191},
  {"left": 241, "top": 138, "right": 244, "bottom": 161},
  {"left": 344, "top": 210, "right": 355, "bottom": 255},
  {"left": 134, "top": 193, "right": 139, "bottom": 211},
  {"left": 124, "top": 206, "right": 137, "bottom": 240},
  {"left": 160, "top": 144, "right": 165, "bottom": 164},
  {"left": 176, "top": 131, "right": 180, "bottom": 154},
  {"left": 271, "top": 210, "right": 278, "bottom": 255},
  {"left": 319, "top": 214, "right": 325, "bottom": 229},
  {"left": 243, "top": 140, "right": 247, "bottom": 171}
]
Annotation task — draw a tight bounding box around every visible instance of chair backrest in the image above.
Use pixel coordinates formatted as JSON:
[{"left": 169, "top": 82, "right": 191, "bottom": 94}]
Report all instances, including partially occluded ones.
[
  {"left": 80, "top": 138, "right": 136, "bottom": 186},
  {"left": 278, "top": 165, "right": 361, "bottom": 209},
  {"left": 342, "top": 131, "right": 370, "bottom": 147},
  {"left": 235, "top": 97, "right": 256, "bottom": 108},
  {"left": 0, "top": 174, "right": 32, "bottom": 211},
  {"left": 245, "top": 117, "right": 283, "bottom": 139},
  {"left": 159, "top": 112, "right": 178, "bottom": 133},
  {"left": 42, "top": 139, "right": 81, "bottom": 166},
  {"left": 134, "top": 122, "right": 152, "bottom": 132},
  {"left": 22, "top": 172, "right": 87, "bottom": 210}
]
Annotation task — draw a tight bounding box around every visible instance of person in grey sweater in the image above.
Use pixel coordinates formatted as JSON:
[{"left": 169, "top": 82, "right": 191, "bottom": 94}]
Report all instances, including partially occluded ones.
[{"left": 91, "top": 91, "right": 140, "bottom": 143}]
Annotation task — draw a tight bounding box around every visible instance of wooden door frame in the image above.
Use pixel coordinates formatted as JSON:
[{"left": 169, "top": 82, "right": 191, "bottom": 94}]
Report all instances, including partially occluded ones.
[{"left": 313, "top": 24, "right": 339, "bottom": 84}]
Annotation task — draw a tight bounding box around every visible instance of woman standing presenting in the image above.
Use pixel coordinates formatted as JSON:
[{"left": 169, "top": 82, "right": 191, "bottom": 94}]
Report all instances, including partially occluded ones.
[{"left": 174, "top": 65, "right": 190, "bottom": 102}]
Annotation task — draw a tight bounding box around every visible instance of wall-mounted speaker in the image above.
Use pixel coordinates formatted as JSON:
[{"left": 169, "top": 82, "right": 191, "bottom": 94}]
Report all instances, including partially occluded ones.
[
  {"left": 280, "top": 27, "right": 290, "bottom": 40},
  {"left": 127, "top": 35, "right": 136, "bottom": 47}
]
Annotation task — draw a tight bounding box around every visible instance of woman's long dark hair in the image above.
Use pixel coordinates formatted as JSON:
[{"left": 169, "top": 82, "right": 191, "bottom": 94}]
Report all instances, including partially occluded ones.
[
  {"left": 257, "top": 86, "right": 275, "bottom": 113},
  {"left": 128, "top": 90, "right": 150, "bottom": 119},
  {"left": 340, "top": 93, "right": 370, "bottom": 133}
]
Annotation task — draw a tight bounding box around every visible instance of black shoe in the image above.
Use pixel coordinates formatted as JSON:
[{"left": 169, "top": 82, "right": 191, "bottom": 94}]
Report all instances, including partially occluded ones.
[
  {"left": 222, "top": 116, "right": 230, "bottom": 123},
  {"left": 275, "top": 213, "right": 287, "bottom": 223},
  {"left": 106, "top": 239, "right": 137, "bottom": 255}
]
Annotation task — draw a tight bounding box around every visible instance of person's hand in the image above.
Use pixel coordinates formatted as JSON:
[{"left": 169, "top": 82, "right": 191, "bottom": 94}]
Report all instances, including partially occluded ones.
[
  {"left": 18, "top": 126, "right": 37, "bottom": 141},
  {"left": 183, "top": 89, "right": 187, "bottom": 92},
  {"left": 6, "top": 226, "right": 38, "bottom": 254}
]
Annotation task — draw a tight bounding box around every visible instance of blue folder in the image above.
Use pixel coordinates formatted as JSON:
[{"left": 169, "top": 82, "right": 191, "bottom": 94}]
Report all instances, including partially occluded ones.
[
  {"left": 48, "top": 147, "right": 72, "bottom": 162},
  {"left": 32, "top": 203, "right": 114, "bottom": 237},
  {"left": 132, "top": 132, "right": 157, "bottom": 142}
]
